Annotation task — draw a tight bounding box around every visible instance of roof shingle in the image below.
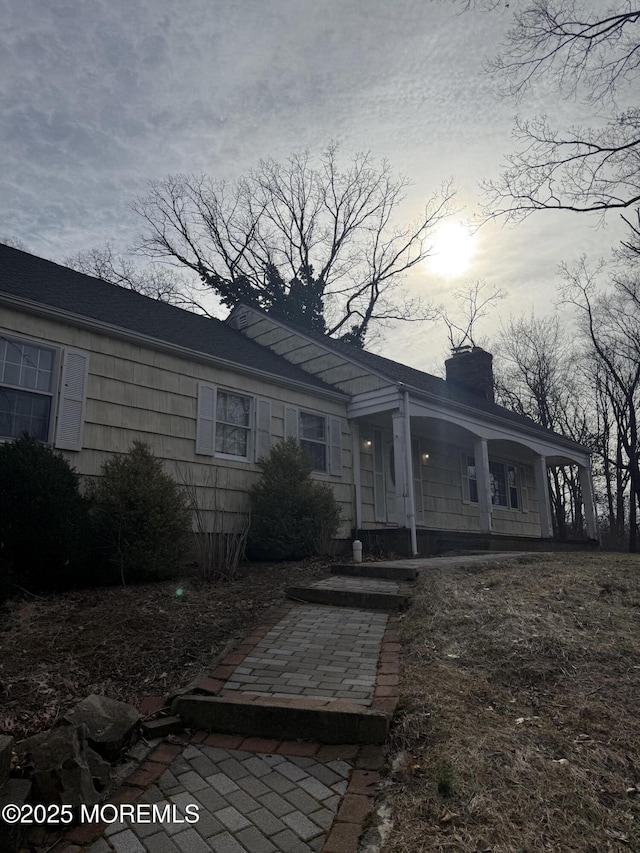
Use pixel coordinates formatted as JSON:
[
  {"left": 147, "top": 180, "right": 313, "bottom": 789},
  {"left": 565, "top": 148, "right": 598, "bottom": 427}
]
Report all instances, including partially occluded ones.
[{"left": 0, "top": 244, "right": 340, "bottom": 395}]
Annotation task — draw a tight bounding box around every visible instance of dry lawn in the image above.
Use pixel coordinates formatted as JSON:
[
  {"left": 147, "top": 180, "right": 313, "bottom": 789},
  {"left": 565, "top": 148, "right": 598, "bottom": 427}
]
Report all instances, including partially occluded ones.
[
  {"left": 0, "top": 560, "right": 329, "bottom": 741},
  {"left": 386, "top": 553, "right": 640, "bottom": 853}
]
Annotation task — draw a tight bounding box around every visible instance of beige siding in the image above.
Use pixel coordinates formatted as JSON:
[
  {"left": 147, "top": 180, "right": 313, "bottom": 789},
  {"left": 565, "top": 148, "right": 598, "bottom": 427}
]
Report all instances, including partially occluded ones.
[
  {"left": 2, "top": 307, "right": 353, "bottom": 537},
  {"left": 356, "top": 421, "right": 542, "bottom": 536}
]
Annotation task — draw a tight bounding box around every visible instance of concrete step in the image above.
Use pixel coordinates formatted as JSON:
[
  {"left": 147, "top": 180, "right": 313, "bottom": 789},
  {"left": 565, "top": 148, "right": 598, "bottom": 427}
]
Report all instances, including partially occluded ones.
[
  {"left": 172, "top": 693, "right": 392, "bottom": 745},
  {"left": 331, "top": 562, "right": 418, "bottom": 582},
  {"left": 286, "top": 583, "right": 410, "bottom": 611}
]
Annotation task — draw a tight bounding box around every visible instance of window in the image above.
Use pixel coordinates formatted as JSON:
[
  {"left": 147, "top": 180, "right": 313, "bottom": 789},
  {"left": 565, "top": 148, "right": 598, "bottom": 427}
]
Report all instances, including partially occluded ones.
[
  {"left": 0, "top": 335, "right": 56, "bottom": 441},
  {"left": 466, "top": 455, "right": 478, "bottom": 503},
  {"left": 284, "top": 407, "right": 342, "bottom": 475},
  {"left": 196, "top": 384, "right": 270, "bottom": 462},
  {"left": 299, "top": 411, "right": 327, "bottom": 471},
  {"left": 215, "top": 390, "right": 251, "bottom": 458},
  {"left": 507, "top": 465, "right": 519, "bottom": 509},
  {"left": 462, "top": 454, "right": 525, "bottom": 511},
  {"left": 489, "top": 460, "right": 507, "bottom": 507}
]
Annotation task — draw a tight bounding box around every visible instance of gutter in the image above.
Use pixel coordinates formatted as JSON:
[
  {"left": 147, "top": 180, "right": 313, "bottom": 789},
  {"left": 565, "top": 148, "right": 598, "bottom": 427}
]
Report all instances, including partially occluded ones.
[
  {"left": 0, "top": 293, "right": 350, "bottom": 403},
  {"left": 395, "top": 381, "right": 591, "bottom": 458}
]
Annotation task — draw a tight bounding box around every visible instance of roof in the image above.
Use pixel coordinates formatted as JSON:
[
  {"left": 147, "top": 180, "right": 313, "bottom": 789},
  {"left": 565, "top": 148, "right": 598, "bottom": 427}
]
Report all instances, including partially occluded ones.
[
  {"left": 0, "top": 244, "right": 343, "bottom": 397},
  {"left": 231, "top": 304, "right": 589, "bottom": 451}
]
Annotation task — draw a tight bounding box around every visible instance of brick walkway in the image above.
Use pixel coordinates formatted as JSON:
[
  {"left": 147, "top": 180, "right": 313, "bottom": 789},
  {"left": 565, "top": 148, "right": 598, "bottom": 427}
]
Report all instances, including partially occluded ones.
[
  {"left": 88, "top": 736, "right": 381, "bottom": 853},
  {"left": 222, "top": 606, "right": 387, "bottom": 705},
  {"left": 49, "top": 553, "right": 527, "bottom": 853}
]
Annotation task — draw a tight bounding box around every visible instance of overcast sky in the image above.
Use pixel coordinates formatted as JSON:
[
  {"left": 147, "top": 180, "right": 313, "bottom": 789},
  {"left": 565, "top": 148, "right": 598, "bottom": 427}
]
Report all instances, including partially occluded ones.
[{"left": 0, "top": 0, "right": 627, "bottom": 370}]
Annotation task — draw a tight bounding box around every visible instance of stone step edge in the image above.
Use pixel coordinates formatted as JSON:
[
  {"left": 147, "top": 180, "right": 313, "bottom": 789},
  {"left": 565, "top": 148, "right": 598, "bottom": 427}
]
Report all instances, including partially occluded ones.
[
  {"left": 286, "top": 585, "right": 410, "bottom": 612},
  {"left": 331, "top": 563, "right": 418, "bottom": 581},
  {"left": 172, "top": 693, "right": 395, "bottom": 745}
]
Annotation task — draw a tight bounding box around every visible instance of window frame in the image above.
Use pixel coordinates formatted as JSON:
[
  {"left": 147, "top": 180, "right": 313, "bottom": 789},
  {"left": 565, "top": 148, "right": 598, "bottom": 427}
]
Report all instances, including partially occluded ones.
[
  {"left": 298, "top": 409, "right": 328, "bottom": 473},
  {"left": 214, "top": 388, "right": 253, "bottom": 462},
  {"left": 463, "top": 452, "right": 526, "bottom": 511},
  {"left": 196, "top": 383, "right": 267, "bottom": 464},
  {"left": 0, "top": 333, "right": 60, "bottom": 444}
]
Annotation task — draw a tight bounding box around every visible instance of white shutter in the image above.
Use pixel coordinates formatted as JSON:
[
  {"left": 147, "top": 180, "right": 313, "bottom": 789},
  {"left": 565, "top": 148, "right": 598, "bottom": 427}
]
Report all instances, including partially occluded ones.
[
  {"left": 255, "top": 399, "right": 271, "bottom": 461},
  {"left": 54, "top": 348, "right": 88, "bottom": 451},
  {"left": 284, "top": 407, "right": 298, "bottom": 440},
  {"left": 373, "top": 429, "right": 386, "bottom": 522},
  {"left": 460, "top": 451, "right": 470, "bottom": 504},
  {"left": 329, "top": 417, "right": 342, "bottom": 476},
  {"left": 519, "top": 465, "right": 529, "bottom": 513},
  {"left": 196, "top": 383, "right": 216, "bottom": 456}
]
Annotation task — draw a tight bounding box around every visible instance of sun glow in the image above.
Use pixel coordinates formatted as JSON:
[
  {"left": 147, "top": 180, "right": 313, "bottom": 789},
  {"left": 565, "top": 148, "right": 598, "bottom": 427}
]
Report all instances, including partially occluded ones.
[{"left": 427, "top": 223, "right": 478, "bottom": 277}]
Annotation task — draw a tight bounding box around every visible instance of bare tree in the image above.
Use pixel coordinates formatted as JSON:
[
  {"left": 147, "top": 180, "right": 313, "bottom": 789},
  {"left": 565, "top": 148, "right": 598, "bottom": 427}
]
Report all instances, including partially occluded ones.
[
  {"left": 481, "top": 1, "right": 640, "bottom": 249},
  {"left": 132, "top": 144, "right": 454, "bottom": 344},
  {"left": 494, "top": 313, "right": 593, "bottom": 537},
  {"left": 66, "top": 244, "right": 215, "bottom": 316},
  {"left": 561, "top": 258, "right": 640, "bottom": 551},
  {"left": 439, "top": 280, "right": 505, "bottom": 350}
]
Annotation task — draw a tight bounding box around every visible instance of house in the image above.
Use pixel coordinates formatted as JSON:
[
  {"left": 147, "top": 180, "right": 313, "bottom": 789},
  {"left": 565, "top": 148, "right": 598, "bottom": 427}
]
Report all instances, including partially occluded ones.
[{"left": 0, "top": 243, "right": 598, "bottom": 555}]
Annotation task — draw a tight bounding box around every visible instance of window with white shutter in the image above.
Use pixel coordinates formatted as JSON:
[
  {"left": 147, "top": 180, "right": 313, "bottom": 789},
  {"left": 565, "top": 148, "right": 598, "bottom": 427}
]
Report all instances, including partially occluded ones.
[
  {"left": 283, "top": 406, "right": 339, "bottom": 474},
  {"left": 196, "top": 384, "right": 258, "bottom": 461}
]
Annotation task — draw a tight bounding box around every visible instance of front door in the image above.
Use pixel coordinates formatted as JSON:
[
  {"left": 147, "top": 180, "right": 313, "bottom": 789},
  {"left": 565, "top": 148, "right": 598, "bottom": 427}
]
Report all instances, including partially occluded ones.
[
  {"left": 384, "top": 437, "right": 397, "bottom": 523},
  {"left": 373, "top": 429, "right": 396, "bottom": 524}
]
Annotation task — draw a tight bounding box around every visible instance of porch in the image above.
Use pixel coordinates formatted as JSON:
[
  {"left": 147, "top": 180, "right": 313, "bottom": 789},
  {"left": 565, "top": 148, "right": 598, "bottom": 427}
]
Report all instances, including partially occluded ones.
[{"left": 349, "top": 384, "right": 599, "bottom": 556}]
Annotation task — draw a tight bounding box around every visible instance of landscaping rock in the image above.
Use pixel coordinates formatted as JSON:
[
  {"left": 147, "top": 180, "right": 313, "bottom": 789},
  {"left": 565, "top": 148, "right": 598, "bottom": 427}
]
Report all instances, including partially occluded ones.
[
  {"left": 0, "top": 734, "right": 13, "bottom": 786},
  {"left": 86, "top": 745, "right": 111, "bottom": 790},
  {"left": 0, "top": 778, "right": 31, "bottom": 853},
  {"left": 17, "top": 725, "right": 99, "bottom": 808},
  {"left": 63, "top": 693, "right": 140, "bottom": 760}
]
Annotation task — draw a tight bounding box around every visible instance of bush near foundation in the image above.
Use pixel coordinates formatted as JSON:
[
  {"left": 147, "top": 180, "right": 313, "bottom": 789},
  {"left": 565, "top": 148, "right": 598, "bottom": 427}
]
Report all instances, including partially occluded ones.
[
  {"left": 88, "top": 440, "right": 192, "bottom": 584},
  {"left": 248, "top": 438, "right": 341, "bottom": 560},
  {"left": 0, "top": 434, "right": 89, "bottom": 596}
]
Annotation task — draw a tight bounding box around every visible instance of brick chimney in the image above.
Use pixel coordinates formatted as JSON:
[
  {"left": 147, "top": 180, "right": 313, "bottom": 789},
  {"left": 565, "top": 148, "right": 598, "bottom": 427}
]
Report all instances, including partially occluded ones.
[{"left": 445, "top": 346, "right": 495, "bottom": 403}]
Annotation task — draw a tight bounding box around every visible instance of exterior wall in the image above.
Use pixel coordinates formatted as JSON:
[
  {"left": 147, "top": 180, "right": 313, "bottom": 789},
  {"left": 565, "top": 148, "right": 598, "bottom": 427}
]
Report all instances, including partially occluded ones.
[
  {"left": 236, "top": 313, "right": 390, "bottom": 395},
  {"left": 2, "top": 307, "right": 354, "bottom": 537},
  {"left": 356, "top": 420, "right": 542, "bottom": 537}
]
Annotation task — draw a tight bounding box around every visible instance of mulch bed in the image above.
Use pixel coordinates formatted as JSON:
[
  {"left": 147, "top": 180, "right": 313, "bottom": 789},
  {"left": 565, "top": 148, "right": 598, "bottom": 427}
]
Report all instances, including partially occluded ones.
[{"left": 0, "top": 559, "right": 331, "bottom": 742}]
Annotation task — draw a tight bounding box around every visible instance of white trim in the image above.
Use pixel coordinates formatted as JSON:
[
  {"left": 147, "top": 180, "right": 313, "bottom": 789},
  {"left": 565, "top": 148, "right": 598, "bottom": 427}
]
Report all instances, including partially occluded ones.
[
  {"left": 474, "top": 437, "right": 493, "bottom": 534},
  {"left": 352, "top": 423, "right": 362, "bottom": 529},
  {"left": 0, "top": 331, "right": 61, "bottom": 445},
  {"left": 196, "top": 383, "right": 255, "bottom": 462},
  {"left": 534, "top": 454, "right": 554, "bottom": 538},
  {"left": 255, "top": 399, "right": 271, "bottom": 461},
  {"left": 372, "top": 428, "right": 387, "bottom": 522},
  {"left": 284, "top": 405, "right": 337, "bottom": 474},
  {"left": 348, "top": 384, "right": 591, "bottom": 463},
  {"left": 1, "top": 293, "right": 349, "bottom": 403},
  {"left": 328, "top": 417, "right": 342, "bottom": 476},
  {"left": 195, "top": 382, "right": 216, "bottom": 456},
  {"left": 403, "top": 391, "right": 418, "bottom": 555}
]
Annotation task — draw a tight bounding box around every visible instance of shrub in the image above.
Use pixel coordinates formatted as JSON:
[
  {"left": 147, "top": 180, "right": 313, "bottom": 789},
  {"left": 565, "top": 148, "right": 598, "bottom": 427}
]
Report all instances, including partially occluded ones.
[
  {"left": 179, "top": 466, "right": 250, "bottom": 583},
  {"left": 88, "top": 441, "right": 192, "bottom": 584},
  {"left": 0, "top": 434, "right": 89, "bottom": 595},
  {"left": 248, "top": 438, "right": 342, "bottom": 560}
]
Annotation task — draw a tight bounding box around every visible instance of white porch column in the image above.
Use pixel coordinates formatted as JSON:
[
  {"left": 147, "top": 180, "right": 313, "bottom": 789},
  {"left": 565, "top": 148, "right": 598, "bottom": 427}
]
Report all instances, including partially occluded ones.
[
  {"left": 534, "top": 454, "right": 553, "bottom": 539},
  {"left": 392, "top": 410, "right": 408, "bottom": 527},
  {"left": 403, "top": 391, "right": 418, "bottom": 556},
  {"left": 578, "top": 464, "right": 599, "bottom": 541},
  {"left": 473, "top": 437, "right": 493, "bottom": 534},
  {"left": 351, "top": 422, "right": 362, "bottom": 530}
]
